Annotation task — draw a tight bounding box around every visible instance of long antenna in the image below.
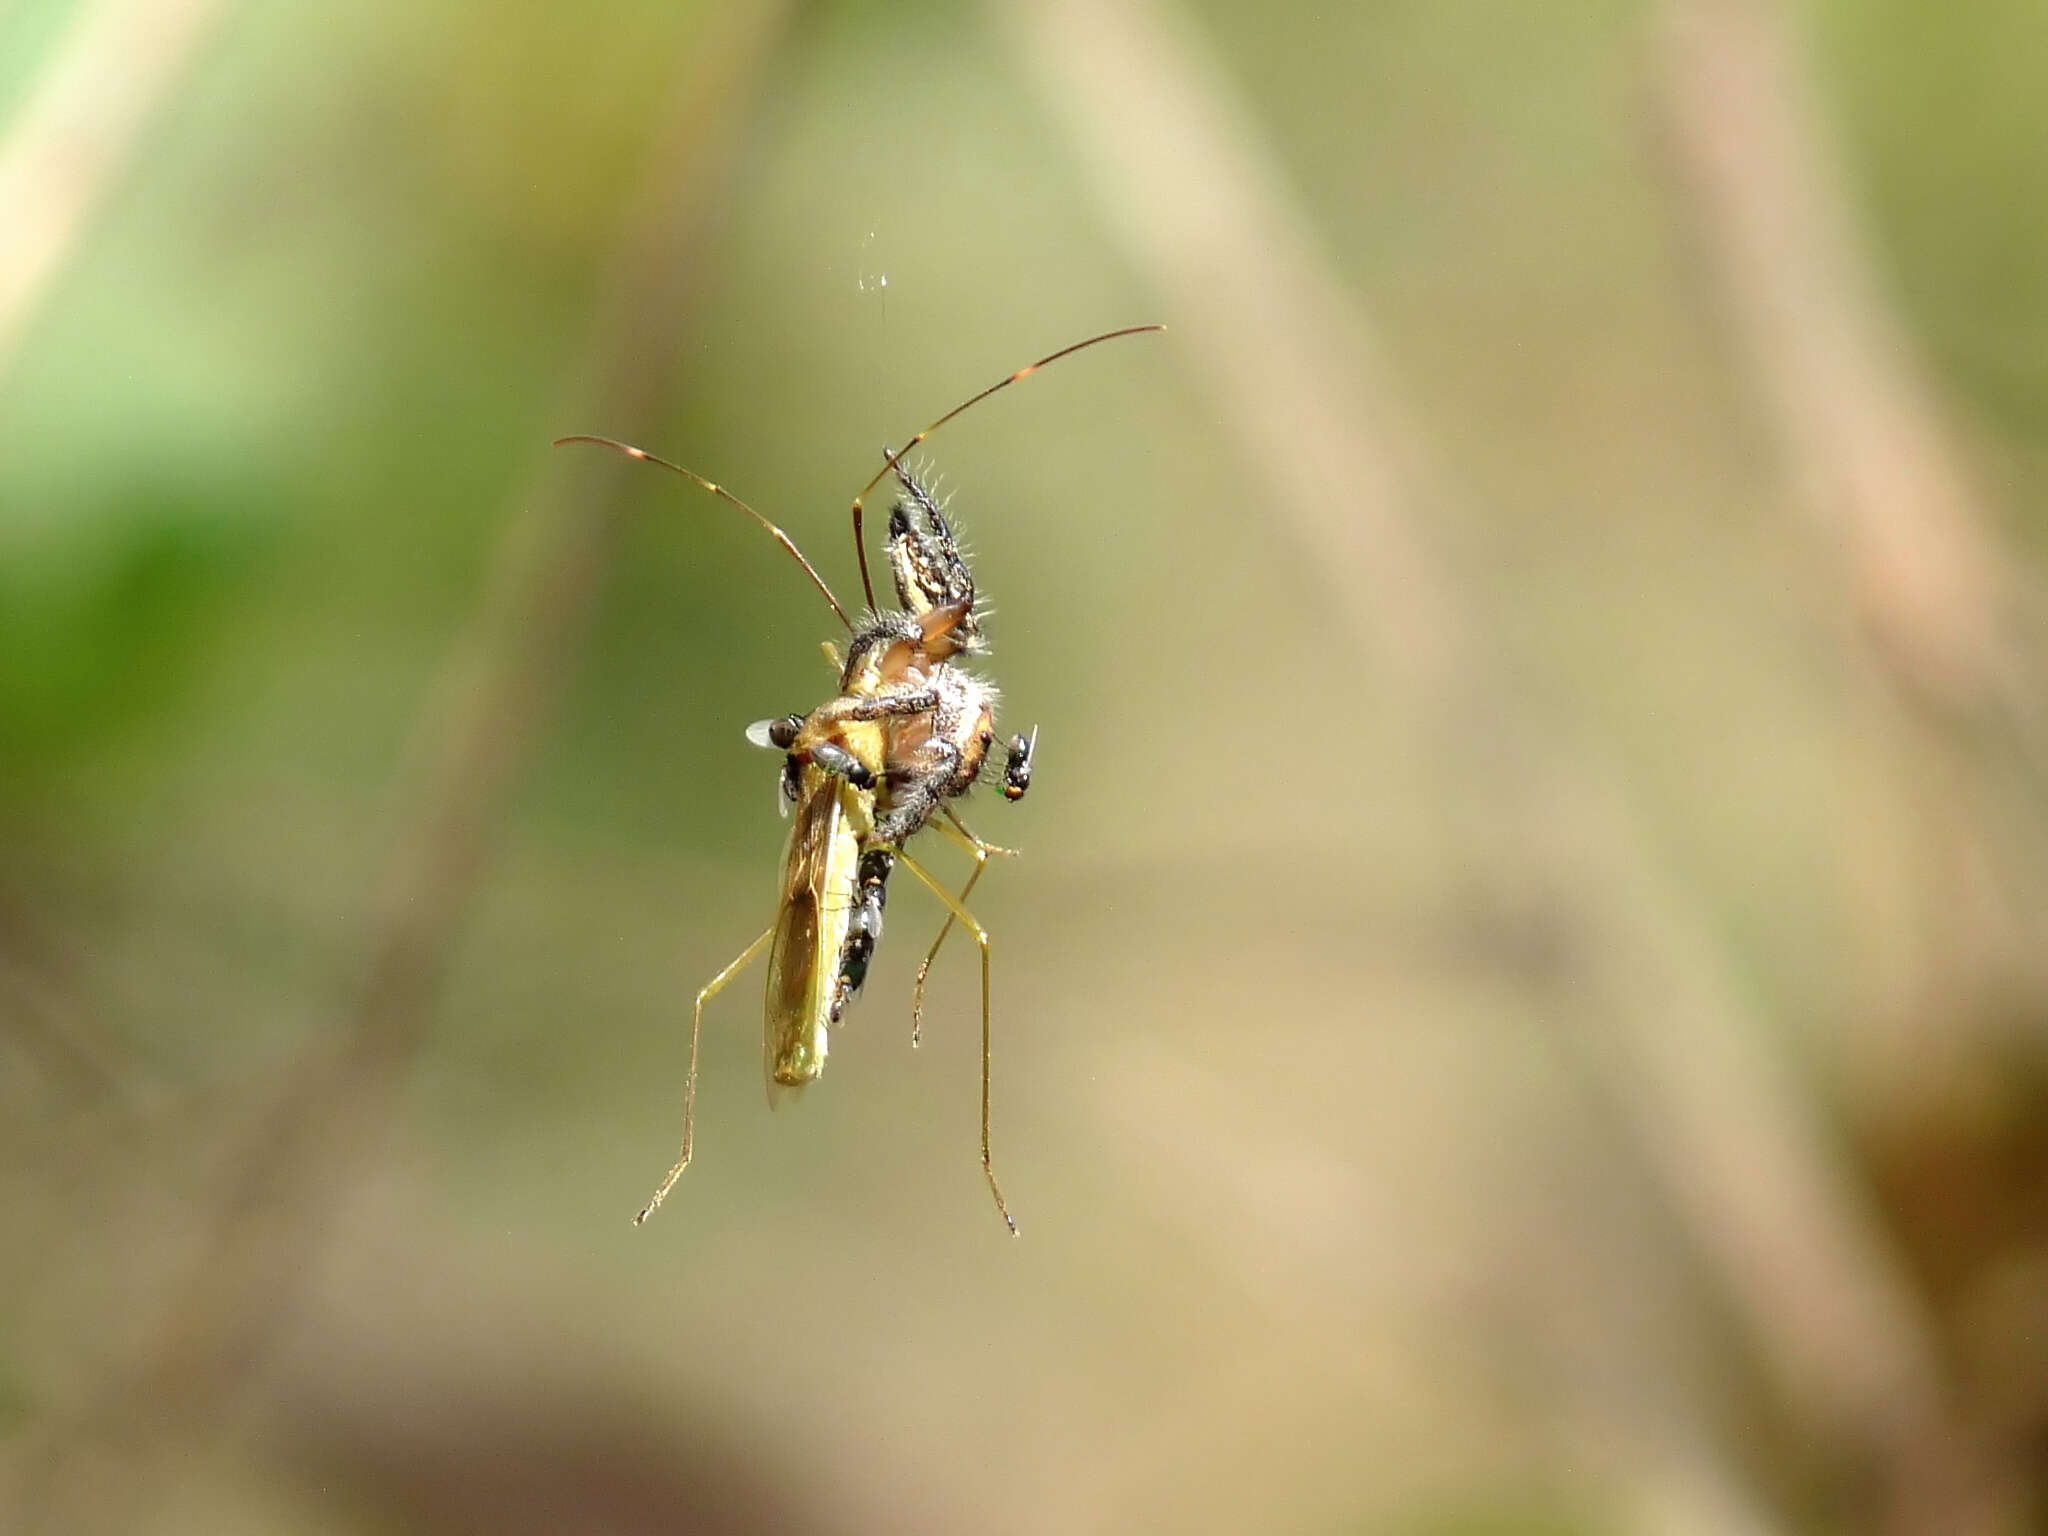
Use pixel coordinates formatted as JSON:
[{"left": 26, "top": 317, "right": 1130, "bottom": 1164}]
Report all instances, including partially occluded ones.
[
  {"left": 553, "top": 435, "right": 853, "bottom": 630},
  {"left": 849, "top": 324, "right": 1167, "bottom": 612}
]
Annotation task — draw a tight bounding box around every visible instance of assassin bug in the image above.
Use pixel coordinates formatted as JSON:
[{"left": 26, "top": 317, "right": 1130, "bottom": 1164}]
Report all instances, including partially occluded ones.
[{"left": 555, "top": 323, "right": 1162, "bottom": 1232}]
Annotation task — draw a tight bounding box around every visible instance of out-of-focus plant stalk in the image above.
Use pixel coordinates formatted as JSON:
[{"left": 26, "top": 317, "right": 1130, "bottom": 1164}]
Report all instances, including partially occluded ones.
[
  {"left": 1652, "top": 0, "right": 2048, "bottom": 1095},
  {"left": 1653, "top": 0, "right": 2021, "bottom": 722},
  {"left": 1, "top": 3, "right": 791, "bottom": 1528},
  {"left": 999, "top": 0, "right": 2007, "bottom": 1528}
]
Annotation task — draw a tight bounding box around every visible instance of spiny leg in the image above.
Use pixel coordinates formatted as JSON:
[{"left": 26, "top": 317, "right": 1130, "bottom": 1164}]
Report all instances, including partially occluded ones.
[
  {"left": 910, "top": 810, "right": 1018, "bottom": 1047},
  {"left": 635, "top": 926, "right": 774, "bottom": 1226},
  {"left": 895, "top": 847, "right": 1016, "bottom": 1236}
]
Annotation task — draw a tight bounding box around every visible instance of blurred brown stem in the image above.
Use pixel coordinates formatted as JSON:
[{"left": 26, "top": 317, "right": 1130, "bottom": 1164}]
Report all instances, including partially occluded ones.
[
  {"left": 3, "top": 2, "right": 792, "bottom": 1526},
  {"left": 1651, "top": 0, "right": 2048, "bottom": 1084},
  {"left": 1000, "top": 0, "right": 2005, "bottom": 1528},
  {"left": 1652, "top": 0, "right": 2021, "bottom": 723}
]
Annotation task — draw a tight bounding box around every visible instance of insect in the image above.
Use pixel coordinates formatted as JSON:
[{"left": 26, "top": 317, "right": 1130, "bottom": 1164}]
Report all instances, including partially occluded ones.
[{"left": 556, "top": 323, "right": 1162, "bottom": 1232}]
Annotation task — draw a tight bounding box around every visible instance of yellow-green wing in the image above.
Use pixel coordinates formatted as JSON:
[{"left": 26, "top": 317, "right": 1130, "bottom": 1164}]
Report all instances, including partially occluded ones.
[{"left": 763, "top": 769, "right": 863, "bottom": 1099}]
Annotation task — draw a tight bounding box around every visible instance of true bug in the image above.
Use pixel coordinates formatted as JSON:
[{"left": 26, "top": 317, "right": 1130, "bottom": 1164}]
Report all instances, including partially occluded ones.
[{"left": 555, "top": 324, "right": 1162, "bottom": 1232}]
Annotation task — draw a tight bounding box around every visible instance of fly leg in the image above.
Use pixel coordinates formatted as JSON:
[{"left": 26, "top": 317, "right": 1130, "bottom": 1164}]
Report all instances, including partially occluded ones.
[
  {"left": 895, "top": 847, "right": 1016, "bottom": 1235},
  {"left": 910, "top": 809, "right": 1018, "bottom": 1047},
  {"left": 634, "top": 926, "right": 774, "bottom": 1226}
]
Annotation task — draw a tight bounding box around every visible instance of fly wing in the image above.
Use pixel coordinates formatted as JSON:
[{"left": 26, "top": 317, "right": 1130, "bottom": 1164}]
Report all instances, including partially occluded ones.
[{"left": 762, "top": 770, "right": 861, "bottom": 1100}]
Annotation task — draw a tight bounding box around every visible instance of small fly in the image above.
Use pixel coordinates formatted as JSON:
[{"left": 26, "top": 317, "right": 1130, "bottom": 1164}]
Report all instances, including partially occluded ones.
[{"left": 556, "top": 324, "right": 1162, "bottom": 1232}]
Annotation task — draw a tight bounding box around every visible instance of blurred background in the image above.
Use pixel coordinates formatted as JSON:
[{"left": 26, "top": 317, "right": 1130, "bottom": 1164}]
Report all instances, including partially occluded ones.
[{"left": 3, "top": 0, "right": 2047, "bottom": 1530}]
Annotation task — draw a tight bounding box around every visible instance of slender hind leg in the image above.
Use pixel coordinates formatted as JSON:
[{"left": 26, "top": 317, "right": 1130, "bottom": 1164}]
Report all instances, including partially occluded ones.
[
  {"left": 911, "top": 810, "right": 1018, "bottom": 1046},
  {"left": 635, "top": 926, "right": 774, "bottom": 1226},
  {"left": 895, "top": 847, "right": 1016, "bottom": 1235}
]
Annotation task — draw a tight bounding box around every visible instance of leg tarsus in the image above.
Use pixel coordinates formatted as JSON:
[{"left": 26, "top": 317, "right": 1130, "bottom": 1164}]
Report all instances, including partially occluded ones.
[{"left": 942, "top": 805, "right": 1019, "bottom": 859}]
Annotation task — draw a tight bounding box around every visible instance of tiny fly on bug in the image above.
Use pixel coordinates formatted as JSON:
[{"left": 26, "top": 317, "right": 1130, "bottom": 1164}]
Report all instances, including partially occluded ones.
[{"left": 556, "top": 323, "right": 1162, "bottom": 1232}]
